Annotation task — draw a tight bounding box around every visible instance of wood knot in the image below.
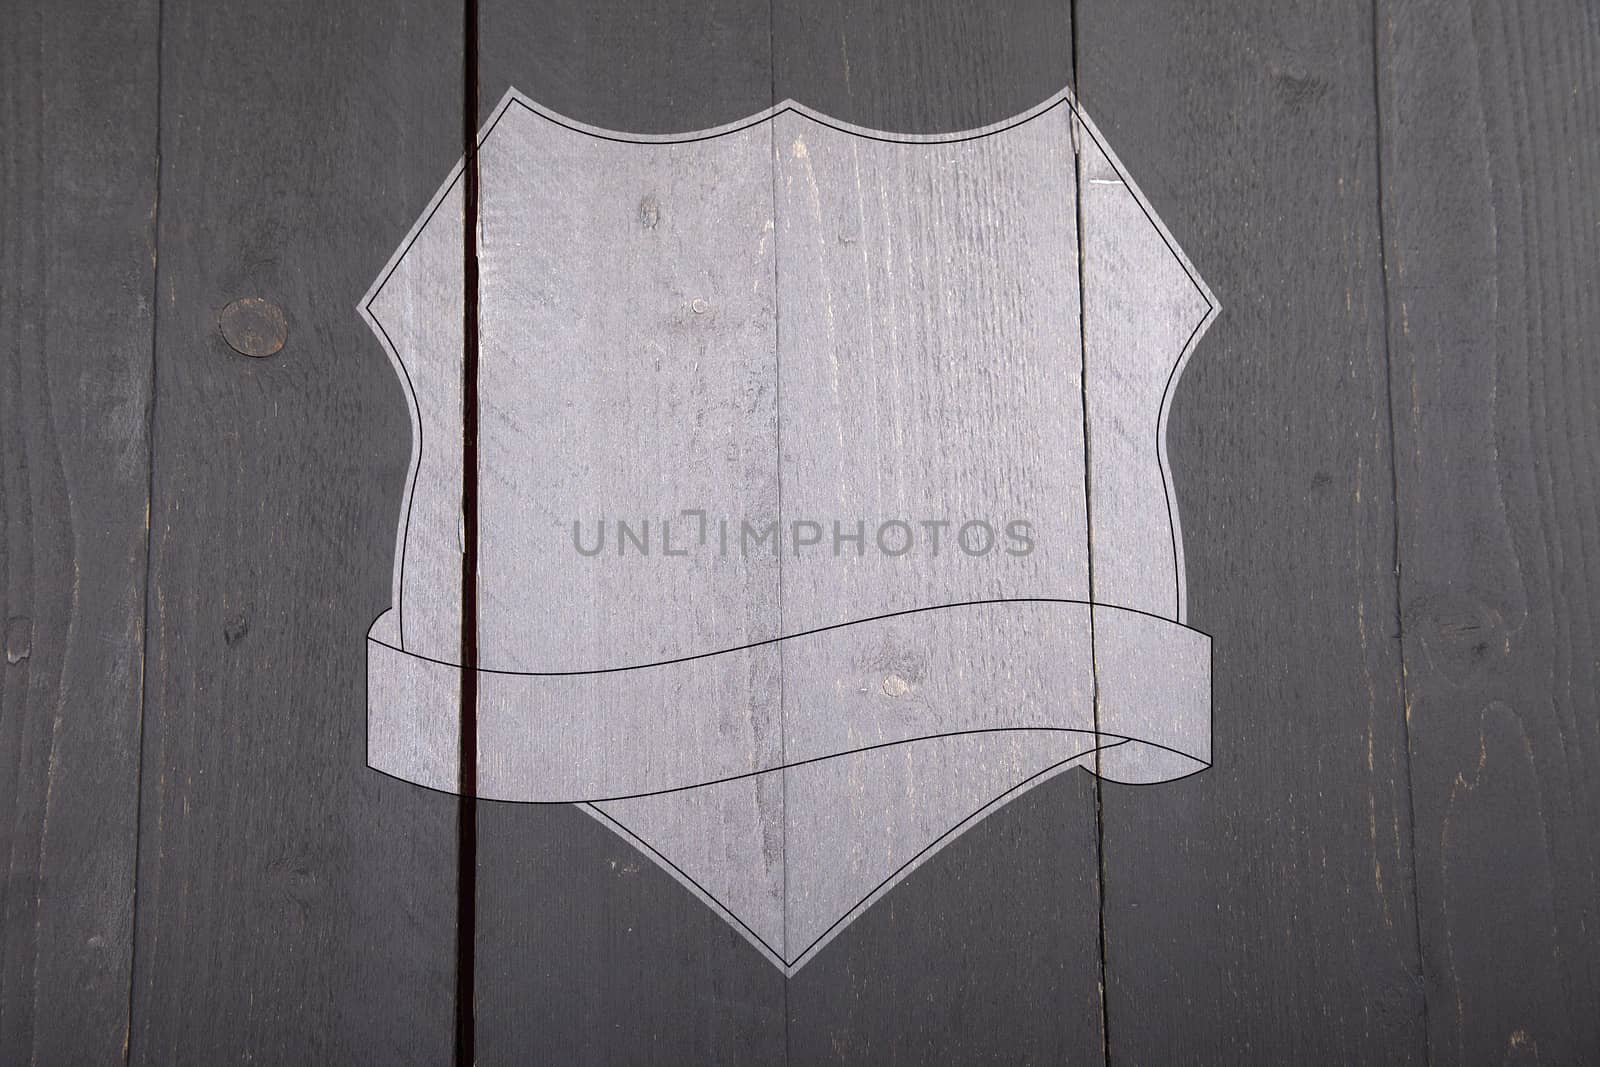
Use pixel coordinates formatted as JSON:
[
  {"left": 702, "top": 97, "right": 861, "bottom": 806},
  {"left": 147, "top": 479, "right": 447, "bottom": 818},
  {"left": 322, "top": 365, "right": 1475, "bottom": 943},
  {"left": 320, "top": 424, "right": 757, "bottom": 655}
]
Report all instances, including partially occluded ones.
[
  {"left": 219, "top": 297, "right": 287, "bottom": 358},
  {"left": 1407, "top": 589, "right": 1512, "bottom": 686},
  {"left": 4, "top": 616, "right": 31, "bottom": 665},
  {"left": 638, "top": 194, "right": 660, "bottom": 230},
  {"left": 223, "top": 611, "right": 250, "bottom": 646},
  {"left": 880, "top": 674, "right": 911, "bottom": 698},
  {"left": 1268, "top": 60, "right": 1328, "bottom": 108}
]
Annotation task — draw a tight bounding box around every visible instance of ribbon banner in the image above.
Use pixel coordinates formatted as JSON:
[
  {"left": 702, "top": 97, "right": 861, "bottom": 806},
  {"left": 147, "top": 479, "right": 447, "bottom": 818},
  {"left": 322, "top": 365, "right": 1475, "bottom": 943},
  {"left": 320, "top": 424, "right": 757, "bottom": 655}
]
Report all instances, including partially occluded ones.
[{"left": 361, "top": 90, "right": 1216, "bottom": 972}]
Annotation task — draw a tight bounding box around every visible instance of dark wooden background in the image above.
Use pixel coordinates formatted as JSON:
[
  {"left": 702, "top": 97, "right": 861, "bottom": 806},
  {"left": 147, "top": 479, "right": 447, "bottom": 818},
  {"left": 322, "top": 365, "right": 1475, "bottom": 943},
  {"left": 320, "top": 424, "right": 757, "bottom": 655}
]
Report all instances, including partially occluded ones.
[{"left": 4, "top": 0, "right": 1597, "bottom": 1062}]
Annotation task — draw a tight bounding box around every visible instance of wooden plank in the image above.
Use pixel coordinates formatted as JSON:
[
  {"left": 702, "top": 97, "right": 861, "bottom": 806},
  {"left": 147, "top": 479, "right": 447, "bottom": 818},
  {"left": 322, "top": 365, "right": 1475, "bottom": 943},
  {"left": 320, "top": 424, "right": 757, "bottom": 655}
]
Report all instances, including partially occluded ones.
[
  {"left": 1377, "top": 2, "right": 1600, "bottom": 1061},
  {"left": 126, "top": 1, "right": 463, "bottom": 1061},
  {"left": 469, "top": 1, "right": 1109, "bottom": 1061},
  {"left": 772, "top": 0, "right": 1076, "bottom": 134},
  {"left": 0, "top": 2, "right": 158, "bottom": 1061},
  {"left": 478, "top": 0, "right": 774, "bottom": 131},
  {"left": 773, "top": 2, "right": 1108, "bottom": 1061},
  {"left": 473, "top": 4, "right": 791, "bottom": 1062},
  {"left": 1076, "top": 1, "right": 1430, "bottom": 1061}
]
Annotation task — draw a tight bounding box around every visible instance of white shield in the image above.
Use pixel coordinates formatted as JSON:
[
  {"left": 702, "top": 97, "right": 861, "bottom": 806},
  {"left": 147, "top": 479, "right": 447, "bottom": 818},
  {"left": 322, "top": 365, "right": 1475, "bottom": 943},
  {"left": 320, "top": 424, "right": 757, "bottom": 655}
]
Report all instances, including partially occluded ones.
[{"left": 360, "top": 88, "right": 1216, "bottom": 972}]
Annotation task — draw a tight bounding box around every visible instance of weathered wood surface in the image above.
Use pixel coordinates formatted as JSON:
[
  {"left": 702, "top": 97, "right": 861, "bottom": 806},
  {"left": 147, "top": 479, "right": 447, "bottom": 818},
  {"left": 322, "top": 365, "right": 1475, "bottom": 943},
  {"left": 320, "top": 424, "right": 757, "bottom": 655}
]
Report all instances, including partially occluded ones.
[
  {"left": 773, "top": 7, "right": 1106, "bottom": 1063},
  {"left": 0, "top": 1, "right": 158, "bottom": 1061},
  {"left": 1078, "top": 1, "right": 1429, "bottom": 1061},
  {"left": 471, "top": 2, "right": 1111, "bottom": 1062},
  {"left": 1, "top": 0, "right": 1598, "bottom": 1063},
  {"left": 123, "top": 1, "right": 462, "bottom": 1062},
  {"left": 1378, "top": 1, "right": 1600, "bottom": 1061},
  {"left": 475, "top": 11, "right": 791, "bottom": 1052}
]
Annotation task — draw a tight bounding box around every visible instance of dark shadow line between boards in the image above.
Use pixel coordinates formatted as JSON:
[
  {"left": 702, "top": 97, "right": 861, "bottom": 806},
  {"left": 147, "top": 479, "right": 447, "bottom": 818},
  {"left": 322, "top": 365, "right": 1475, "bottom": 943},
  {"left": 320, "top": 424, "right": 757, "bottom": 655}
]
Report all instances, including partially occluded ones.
[{"left": 457, "top": 0, "right": 481, "bottom": 1061}]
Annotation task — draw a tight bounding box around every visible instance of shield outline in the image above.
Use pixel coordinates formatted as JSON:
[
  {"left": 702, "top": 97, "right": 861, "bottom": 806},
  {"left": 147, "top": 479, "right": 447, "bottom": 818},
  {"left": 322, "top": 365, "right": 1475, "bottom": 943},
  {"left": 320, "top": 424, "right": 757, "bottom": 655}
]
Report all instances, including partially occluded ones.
[{"left": 355, "top": 86, "right": 1220, "bottom": 973}]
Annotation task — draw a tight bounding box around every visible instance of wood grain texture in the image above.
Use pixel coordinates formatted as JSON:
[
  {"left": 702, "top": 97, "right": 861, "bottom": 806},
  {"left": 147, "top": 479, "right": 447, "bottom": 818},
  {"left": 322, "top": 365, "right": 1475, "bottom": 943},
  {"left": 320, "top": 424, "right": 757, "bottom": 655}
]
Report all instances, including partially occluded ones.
[
  {"left": 6, "top": 0, "right": 1592, "bottom": 1060},
  {"left": 474, "top": 4, "right": 789, "bottom": 1063},
  {"left": 1077, "top": 1, "right": 1429, "bottom": 1061},
  {"left": 470, "top": 0, "right": 1109, "bottom": 1061},
  {"left": 776, "top": 2, "right": 1106, "bottom": 1061},
  {"left": 126, "top": 1, "right": 463, "bottom": 1061},
  {"left": 0, "top": 1, "right": 158, "bottom": 1060},
  {"left": 1377, "top": 2, "right": 1600, "bottom": 1062},
  {"left": 478, "top": 0, "right": 773, "bottom": 132},
  {"left": 773, "top": 0, "right": 1076, "bottom": 136}
]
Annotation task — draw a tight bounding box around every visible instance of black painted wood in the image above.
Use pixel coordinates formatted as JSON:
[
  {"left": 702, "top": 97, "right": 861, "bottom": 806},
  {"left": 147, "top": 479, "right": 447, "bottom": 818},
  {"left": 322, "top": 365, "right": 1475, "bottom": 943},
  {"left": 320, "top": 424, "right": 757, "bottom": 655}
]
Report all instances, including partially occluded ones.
[
  {"left": 0, "top": 2, "right": 158, "bottom": 1061},
  {"left": 1077, "top": 1, "right": 1429, "bottom": 1061},
  {"left": 772, "top": 0, "right": 1076, "bottom": 135},
  {"left": 2, "top": 1, "right": 1595, "bottom": 1061},
  {"left": 479, "top": 0, "right": 772, "bottom": 132},
  {"left": 784, "top": 782, "right": 1105, "bottom": 1066},
  {"left": 1377, "top": 2, "right": 1600, "bottom": 1062},
  {"left": 125, "top": 2, "right": 463, "bottom": 1061}
]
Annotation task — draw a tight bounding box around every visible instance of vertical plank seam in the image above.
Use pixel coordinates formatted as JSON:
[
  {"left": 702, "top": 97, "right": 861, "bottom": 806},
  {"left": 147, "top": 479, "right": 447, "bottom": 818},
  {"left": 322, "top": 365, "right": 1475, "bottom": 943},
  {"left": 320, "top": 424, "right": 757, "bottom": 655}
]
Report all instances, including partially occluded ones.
[
  {"left": 1068, "top": 5, "right": 1114, "bottom": 1064},
  {"left": 124, "top": 0, "right": 165, "bottom": 1057},
  {"left": 768, "top": 4, "right": 792, "bottom": 1058},
  {"left": 1369, "top": 2, "right": 1434, "bottom": 1061},
  {"left": 458, "top": 0, "right": 481, "bottom": 1058}
]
